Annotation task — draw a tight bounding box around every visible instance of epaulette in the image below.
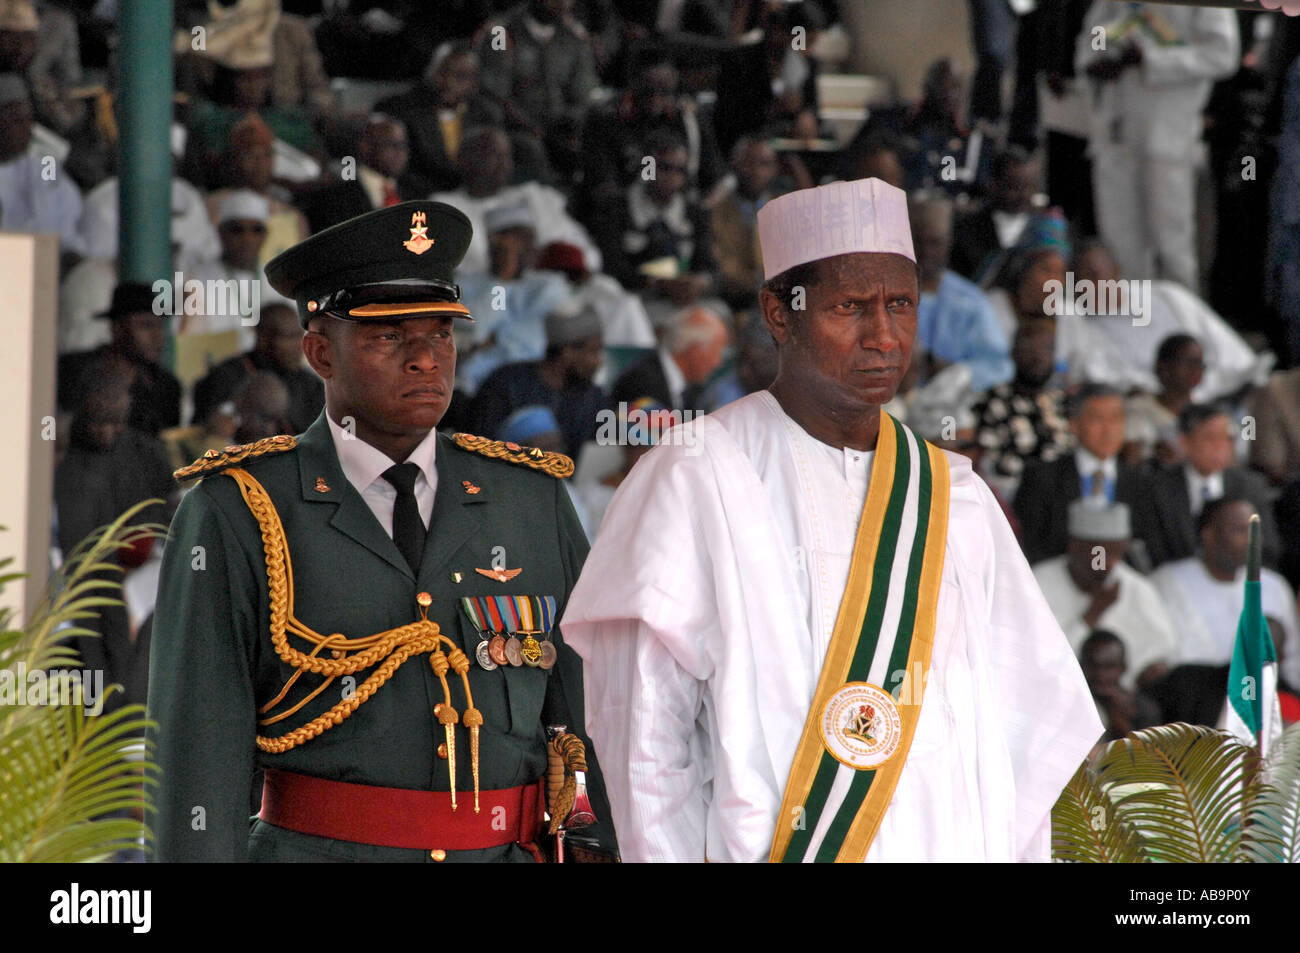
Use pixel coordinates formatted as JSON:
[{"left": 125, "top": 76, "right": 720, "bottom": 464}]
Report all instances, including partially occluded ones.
[
  {"left": 450, "top": 432, "right": 574, "bottom": 478},
  {"left": 173, "top": 434, "right": 298, "bottom": 482}
]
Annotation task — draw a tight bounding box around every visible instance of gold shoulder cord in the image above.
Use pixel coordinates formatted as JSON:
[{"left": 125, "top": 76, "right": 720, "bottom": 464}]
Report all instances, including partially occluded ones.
[
  {"left": 451, "top": 433, "right": 575, "bottom": 478},
  {"left": 223, "top": 467, "right": 486, "bottom": 812}
]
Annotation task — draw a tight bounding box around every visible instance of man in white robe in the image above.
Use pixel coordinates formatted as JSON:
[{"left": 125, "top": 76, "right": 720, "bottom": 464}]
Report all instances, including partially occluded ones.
[
  {"left": 561, "top": 178, "right": 1102, "bottom": 863},
  {"left": 1033, "top": 502, "right": 1179, "bottom": 689},
  {"left": 1152, "top": 498, "right": 1300, "bottom": 687}
]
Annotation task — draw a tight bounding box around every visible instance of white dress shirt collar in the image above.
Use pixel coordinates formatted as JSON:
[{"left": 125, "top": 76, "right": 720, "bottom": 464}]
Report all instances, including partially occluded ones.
[
  {"left": 326, "top": 411, "right": 439, "bottom": 531},
  {"left": 1075, "top": 447, "right": 1117, "bottom": 483},
  {"left": 1184, "top": 465, "right": 1224, "bottom": 514}
]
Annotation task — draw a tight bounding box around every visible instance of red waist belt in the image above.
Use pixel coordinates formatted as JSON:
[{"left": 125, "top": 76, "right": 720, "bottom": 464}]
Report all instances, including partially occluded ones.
[{"left": 259, "top": 768, "right": 545, "bottom": 852}]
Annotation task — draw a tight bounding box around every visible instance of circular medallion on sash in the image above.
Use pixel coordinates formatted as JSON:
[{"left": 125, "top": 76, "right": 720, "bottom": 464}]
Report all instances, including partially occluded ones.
[{"left": 819, "top": 682, "right": 903, "bottom": 770}]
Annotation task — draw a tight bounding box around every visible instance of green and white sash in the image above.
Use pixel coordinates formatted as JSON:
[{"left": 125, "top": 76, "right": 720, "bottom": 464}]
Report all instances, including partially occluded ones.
[{"left": 769, "top": 413, "right": 950, "bottom": 863}]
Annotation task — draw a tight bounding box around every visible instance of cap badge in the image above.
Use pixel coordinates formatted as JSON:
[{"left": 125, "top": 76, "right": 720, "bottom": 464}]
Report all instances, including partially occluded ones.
[{"left": 403, "top": 210, "right": 435, "bottom": 256}]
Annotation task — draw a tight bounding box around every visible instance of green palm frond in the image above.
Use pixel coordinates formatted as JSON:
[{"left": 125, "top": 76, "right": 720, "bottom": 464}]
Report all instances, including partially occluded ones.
[
  {"left": 1052, "top": 757, "right": 1148, "bottom": 863},
  {"left": 0, "top": 500, "right": 167, "bottom": 863},
  {"left": 1052, "top": 723, "right": 1273, "bottom": 863},
  {"left": 1243, "top": 722, "right": 1300, "bottom": 863}
]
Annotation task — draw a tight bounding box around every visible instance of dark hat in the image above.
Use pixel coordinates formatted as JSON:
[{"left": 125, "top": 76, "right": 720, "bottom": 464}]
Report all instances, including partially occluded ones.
[
  {"left": 264, "top": 200, "right": 475, "bottom": 328},
  {"left": 97, "top": 281, "right": 162, "bottom": 321}
]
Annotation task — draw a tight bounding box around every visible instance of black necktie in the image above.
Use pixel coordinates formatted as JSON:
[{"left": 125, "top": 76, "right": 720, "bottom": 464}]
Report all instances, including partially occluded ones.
[{"left": 382, "top": 463, "right": 426, "bottom": 574}]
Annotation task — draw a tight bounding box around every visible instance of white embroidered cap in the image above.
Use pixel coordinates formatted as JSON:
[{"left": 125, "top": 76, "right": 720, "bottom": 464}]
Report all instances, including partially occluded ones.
[{"left": 757, "top": 177, "right": 915, "bottom": 280}]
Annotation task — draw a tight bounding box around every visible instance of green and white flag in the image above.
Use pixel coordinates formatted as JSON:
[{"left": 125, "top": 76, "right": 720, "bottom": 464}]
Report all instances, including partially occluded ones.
[{"left": 1222, "top": 573, "right": 1283, "bottom": 757}]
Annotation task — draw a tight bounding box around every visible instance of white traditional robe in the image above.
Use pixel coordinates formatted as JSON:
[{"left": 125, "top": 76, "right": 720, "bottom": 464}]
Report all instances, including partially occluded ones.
[{"left": 562, "top": 391, "right": 1102, "bottom": 863}]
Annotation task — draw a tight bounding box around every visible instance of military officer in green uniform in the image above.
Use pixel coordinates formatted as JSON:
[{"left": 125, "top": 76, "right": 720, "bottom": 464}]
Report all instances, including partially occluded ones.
[{"left": 147, "top": 201, "right": 616, "bottom": 862}]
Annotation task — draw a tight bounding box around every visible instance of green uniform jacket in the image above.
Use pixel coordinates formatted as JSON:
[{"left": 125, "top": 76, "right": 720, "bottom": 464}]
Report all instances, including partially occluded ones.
[{"left": 146, "top": 412, "right": 616, "bottom": 862}]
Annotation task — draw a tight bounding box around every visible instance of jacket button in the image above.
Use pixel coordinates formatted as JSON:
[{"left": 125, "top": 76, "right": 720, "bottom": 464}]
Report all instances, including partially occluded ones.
[
  {"left": 437, "top": 742, "right": 448, "bottom": 759},
  {"left": 430, "top": 849, "right": 446, "bottom": 862}
]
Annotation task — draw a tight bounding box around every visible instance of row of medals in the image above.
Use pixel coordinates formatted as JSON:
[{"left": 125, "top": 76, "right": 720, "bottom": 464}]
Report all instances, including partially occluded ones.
[{"left": 475, "top": 630, "right": 556, "bottom": 671}]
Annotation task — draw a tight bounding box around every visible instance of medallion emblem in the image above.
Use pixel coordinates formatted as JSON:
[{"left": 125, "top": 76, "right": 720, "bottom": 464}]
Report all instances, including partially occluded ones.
[{"left": 819, "top": 682, "right": 903, "bottom": 770}]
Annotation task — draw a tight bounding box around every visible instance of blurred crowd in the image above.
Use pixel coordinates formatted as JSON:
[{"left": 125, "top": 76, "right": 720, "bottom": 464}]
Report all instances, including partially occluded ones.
[{"left": 13, "top": 0, "right": 1300, "bottom": 738}]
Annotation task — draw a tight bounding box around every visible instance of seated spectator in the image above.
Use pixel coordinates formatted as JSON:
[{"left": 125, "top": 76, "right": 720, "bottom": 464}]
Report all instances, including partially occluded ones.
[
  {"left": 178, "top": 3, "right": 333, "bottom": 119},
  {"left": 581, "top": 52, "right": 722, "bottom": 204},
  {"left": 611, "top": 306, "right": 728, "bottom": 414},
  {"left": 181, "top": 190, "right": 290, "bottom": 365},
  {"left": 57, "top": 282, "right": 180, "bottom": 438},
  {"left": 1247, "top": 367, "right": 1300, "bottom": 486},
  {"left": 305, "top": 115, "right": 412, "bottom": 234},
  {"left": 433, "top": 126, "right": 602, "bottom": 278},
  {"left": 475, "top": 0, "right": 597, "bottom": 173},
  {"left": 183, "top": 19, "right": 323, "bottom": 186},
  {"left": 202, "top": 114, "right": 309, "bottom": 268},
  {"left": 0, "top": 72, "right": 83, "bottom": 262},
  {"left": 910, "top": 191, "right": 1013, "bottom": 393},
  {"left": 1146, "top": 405, "right": 1279, "bottom": 570},
  {"left": 1033, "top": 502, "right": 1178, "bottom": 688},
  {"left": 1152, "top": 497, "right": 1300, "bottom": 688},
  {"left": 708, "top": 136, "right": 792, "bottom": 312},
  {"left": 971, "top": 317, "right": 1072, "bottom": 496},
  {"left": 534, "top": 240, "right": 655, "bottom": 347},
  {"left": 193, "top": 302, "right": 323, "bottom": 436},
  {"left": 231, "top": 368, "right": 294, "bottom": 443},
  {"left": 1014, "top": 382, "right": 1156, "bottom": 566},
  {"left": 455, "top": 200, "right": 571, "bottom": 394},
  {"left": 374, "top": 42, "right": 503, "bottom": 196},
  {"left": 1124, "top": 333, "right": 1204, "bottom": 466},
  {"left": 54, "top": 372, "right": 174, "bottom": 713},
  {"left": 589, "top": 129, "right": 717, "bottom": 317},
  {"left": 1080, "top": 630, "right": 1162, "bottom": 742},
  {"left": 900, "top": 58, "right": 980, "bottom": 196},
  {"left": 1056, "top": 239, "right": 1270, "bottom": 401},
  {"left": 469, "top": 305, "right": 609, "bottom": 458},
  {"left": 981, "top": 207, "right": 1069, "bottom": 340},
  {"left": 949, "top": 145, "right": 1040, "bottom": 282}
]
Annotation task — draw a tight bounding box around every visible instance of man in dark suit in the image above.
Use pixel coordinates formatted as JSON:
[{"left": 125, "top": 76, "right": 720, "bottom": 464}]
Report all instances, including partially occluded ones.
[
  {"left": 611, "top": 307, "right": 728, "bottom": 414},
  {"left": 304, "top": 116, "right": 410, "bottom": 234},
  {"left": 949, "top": 145, "right": 1040, "bottom": 282},
  {"left": 1014, "top": 382, "right": 1156, "bottom": 566},
  {"left": 148, "top": 201, "right": 616, "bottom": 862},
  {"left": 57, "top": 282, "right": 181, "bottom": 438},
  {"left": 1145, "top": 403, "right": 1279, "bottom": 569},
  {"left": 374, "top": 42, "right": 504, "bottom": 197}
]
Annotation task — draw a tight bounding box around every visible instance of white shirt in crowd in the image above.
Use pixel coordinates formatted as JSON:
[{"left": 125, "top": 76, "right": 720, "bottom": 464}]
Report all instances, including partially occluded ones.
[{"left": 1152, "top": 557, "right": 1300, "bottom": 687}]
